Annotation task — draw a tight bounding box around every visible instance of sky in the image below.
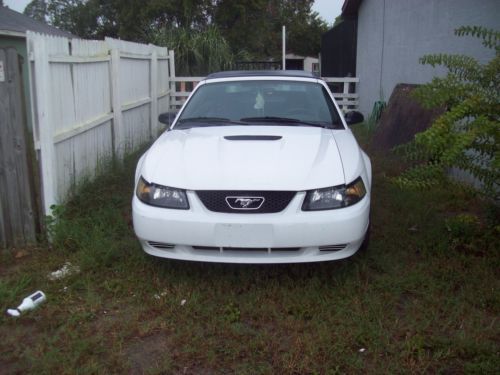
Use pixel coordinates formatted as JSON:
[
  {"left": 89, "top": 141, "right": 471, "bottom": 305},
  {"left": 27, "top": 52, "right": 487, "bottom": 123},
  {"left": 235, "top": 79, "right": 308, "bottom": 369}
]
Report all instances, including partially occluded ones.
[
  {"left": 4, "top": 0, "right": 343, "bottom": 26},
  {"left": 312, "top": 0, "right": 343, "bottom": 25},
  {"left": 4, "top": 0, "right": 30, "bottom": 12}
]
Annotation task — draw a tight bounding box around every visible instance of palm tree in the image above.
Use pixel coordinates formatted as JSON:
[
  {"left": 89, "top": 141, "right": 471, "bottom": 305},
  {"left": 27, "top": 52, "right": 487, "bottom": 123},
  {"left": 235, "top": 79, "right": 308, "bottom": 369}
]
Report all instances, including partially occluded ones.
[{"left": 156, "top": 25, "right": 234, "bottom": 76}]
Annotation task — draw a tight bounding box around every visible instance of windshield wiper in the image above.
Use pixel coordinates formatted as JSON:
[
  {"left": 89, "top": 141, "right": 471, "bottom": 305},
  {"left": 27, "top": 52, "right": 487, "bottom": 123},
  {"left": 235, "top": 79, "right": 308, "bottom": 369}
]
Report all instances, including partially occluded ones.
[
  {"left": 176, "top": 117, "right": 247, "bottom": 128},
  {"left": 240, "top": 116, "right": 329, "bottom": 128}
]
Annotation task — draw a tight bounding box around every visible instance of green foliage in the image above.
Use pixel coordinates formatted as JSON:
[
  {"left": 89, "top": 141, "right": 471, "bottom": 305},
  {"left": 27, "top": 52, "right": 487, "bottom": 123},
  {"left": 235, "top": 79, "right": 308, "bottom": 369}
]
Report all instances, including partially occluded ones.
[
  {"left": 155, "top": 25, "right": 234, "bottom": 76},
  {"left": 23, "top": 0, "right": 327, "bottom": 64},
  {"left": 0, "top": 275, "right": 32, "bottom": 307},
  {"left": 455, "top": 25, "right": 500, "bottom": 50},
  {"left": 44, "top": 204, "right": 65, "bottom": 242},
  {"left": 214, "top": 0, "right": 327, "bottom": 59},
  {"left": 395, "top": 26, "right": 500, "bottom": 197},
  {"left": 333, "top": 15, "right": 343, "bottom": 27},
  {"left": 444, "top": 212, "right": 499, "bottom": 256},
  {"left": 23, "top": 0, "right": 48, "bottom": 22},
  {"left": 445, "top": 214, "right": 480, "bottom": 239},
  {"left": 223, "top": 302, "right": 241, "bottom": 323}
]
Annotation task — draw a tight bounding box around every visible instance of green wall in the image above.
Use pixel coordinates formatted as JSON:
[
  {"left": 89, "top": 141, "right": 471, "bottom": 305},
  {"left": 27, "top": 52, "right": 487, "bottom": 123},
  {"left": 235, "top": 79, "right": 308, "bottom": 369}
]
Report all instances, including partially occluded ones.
[{"left": 0, "top": 35, "right": 33, "bottom": 131}]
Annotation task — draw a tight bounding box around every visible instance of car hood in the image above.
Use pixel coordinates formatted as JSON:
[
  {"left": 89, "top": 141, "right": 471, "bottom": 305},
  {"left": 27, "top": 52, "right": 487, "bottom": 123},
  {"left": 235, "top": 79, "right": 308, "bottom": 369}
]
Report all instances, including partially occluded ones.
[{"left": 141, "top": 126, "right": 352, "bottom": 191}]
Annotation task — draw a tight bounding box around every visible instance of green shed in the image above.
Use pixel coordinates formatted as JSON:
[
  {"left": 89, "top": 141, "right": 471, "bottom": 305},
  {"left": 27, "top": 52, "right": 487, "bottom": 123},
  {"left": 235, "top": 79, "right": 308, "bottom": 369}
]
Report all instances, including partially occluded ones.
[{"left": 0, "top": 5, "right": 74, "bottom": 131}]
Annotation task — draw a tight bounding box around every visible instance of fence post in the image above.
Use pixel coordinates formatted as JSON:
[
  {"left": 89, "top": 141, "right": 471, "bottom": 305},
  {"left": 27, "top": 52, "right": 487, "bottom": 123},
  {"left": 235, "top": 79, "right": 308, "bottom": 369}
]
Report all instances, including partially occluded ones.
[
  {"left": 342, "top": 79, "right": 349, "bottom": 112},
  {"left": 31, "top": 34, "right": 57, "bottom": 216},
  {"left": 110, "top": 48, "right": 124, "bottom": 158},
  {"left": 150, "top": 48, "right": 158, "bottom": 138},
  {"left": 168, "top": 50, "right": 176, "bottom": 111}
]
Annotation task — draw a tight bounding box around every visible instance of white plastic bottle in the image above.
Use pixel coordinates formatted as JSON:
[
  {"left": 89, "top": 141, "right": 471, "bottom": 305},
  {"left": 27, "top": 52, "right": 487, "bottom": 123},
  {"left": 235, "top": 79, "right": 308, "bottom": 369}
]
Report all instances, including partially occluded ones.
[{"left": 6, "top": 291, "right": 46, "bottom": 317}]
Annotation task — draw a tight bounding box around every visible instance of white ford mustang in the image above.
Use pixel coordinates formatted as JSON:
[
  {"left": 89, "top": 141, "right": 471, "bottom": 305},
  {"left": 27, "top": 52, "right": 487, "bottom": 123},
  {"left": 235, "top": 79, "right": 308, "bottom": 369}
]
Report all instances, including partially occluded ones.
[{"left": 133, "top": 71, "right": 371, "bottom": 263}]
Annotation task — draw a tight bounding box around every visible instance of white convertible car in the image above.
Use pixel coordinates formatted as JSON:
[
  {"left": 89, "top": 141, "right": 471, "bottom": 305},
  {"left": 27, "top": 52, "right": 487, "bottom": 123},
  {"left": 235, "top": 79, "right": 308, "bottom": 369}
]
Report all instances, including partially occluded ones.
[{"left": 133, "top": 71, "right": 371, "bottom": 263}]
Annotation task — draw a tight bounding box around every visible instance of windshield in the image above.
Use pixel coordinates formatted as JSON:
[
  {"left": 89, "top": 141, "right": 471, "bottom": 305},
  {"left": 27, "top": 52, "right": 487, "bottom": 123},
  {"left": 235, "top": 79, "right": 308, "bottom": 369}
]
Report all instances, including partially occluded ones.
[{"left": 175, "top": 80, "right": 343, "bottom": 129}]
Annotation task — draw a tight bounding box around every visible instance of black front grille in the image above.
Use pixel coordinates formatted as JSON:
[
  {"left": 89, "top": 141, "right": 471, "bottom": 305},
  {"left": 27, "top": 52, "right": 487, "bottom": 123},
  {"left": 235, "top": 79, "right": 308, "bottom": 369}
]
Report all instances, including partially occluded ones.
[{"left": 196, "top": 190, "right": 296, "bottom": 213}]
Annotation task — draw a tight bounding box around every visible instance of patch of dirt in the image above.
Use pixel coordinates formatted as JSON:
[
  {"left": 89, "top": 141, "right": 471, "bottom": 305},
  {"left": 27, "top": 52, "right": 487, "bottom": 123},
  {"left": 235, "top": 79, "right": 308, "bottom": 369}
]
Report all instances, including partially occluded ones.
[
  {"left": 125, "top": 332, "right": 173, "bottom": 374},
  {"left": 372, "top": 83, "right": 444, "bottom": 151},
  {"left": 0, "top": 318, "right": 41, "bottom": 373},
  {"left": 0, "top": 247, "right": 35, "bottom": 277}
]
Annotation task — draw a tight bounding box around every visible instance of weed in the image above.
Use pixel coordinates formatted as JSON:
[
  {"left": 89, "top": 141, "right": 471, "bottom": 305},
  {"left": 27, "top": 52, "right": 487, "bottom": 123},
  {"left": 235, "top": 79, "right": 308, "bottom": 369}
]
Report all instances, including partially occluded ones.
[
  {"left": 223, "top": 302, "right": 241, "bottom": 323},
  {"left": 445, "top": 213, "right": 480, "bottom": 239},
  {"left": 0, "top": 275, "right": 32, "bottom": 311}
]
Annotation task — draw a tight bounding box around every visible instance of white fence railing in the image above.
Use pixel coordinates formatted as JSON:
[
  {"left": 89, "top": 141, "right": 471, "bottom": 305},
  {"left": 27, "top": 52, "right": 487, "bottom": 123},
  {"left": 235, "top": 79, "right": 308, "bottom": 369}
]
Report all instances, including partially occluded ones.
[
  {"left": 322, "top": 77, "right": 359, "bottom": 111},
  {"left": 170, "top": 76, "right": 359, "bottom": 111},
  {"left": 27, "top": 32, "right": 173, "bottom": 215},
  {"left": 170, "top": 77, "right": 205, "bottom": 108}
]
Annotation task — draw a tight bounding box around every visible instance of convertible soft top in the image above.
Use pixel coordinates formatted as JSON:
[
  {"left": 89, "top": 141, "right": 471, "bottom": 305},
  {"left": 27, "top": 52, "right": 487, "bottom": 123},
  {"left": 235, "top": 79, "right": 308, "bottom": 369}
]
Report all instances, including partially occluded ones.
[{"left": 206, "top": 70, "right": 318, "bottom": 80}]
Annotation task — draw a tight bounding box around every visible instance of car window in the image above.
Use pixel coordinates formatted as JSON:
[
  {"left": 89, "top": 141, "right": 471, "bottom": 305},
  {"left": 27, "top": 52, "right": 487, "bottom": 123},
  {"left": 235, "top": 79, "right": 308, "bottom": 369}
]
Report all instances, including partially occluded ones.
[{"left": 176, "top": 80, "right": 343, "bottom": 129}]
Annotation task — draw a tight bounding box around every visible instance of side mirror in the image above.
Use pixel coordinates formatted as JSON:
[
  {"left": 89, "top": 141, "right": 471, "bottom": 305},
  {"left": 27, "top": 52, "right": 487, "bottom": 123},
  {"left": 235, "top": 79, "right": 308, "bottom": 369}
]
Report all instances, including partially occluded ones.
[
  {"left": 344, "top": 110, "right": 364, "bottom": 125},
  {"left": 158, "top": 111, "right": 178, "bottom": 126}
]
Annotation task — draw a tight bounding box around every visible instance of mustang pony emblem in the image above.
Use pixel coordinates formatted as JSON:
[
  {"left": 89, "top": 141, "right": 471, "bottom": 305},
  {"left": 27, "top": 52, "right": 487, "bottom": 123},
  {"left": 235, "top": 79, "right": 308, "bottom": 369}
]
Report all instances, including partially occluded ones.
[{"left": 225, "top": 196, "right": 265, "bottom": 210}]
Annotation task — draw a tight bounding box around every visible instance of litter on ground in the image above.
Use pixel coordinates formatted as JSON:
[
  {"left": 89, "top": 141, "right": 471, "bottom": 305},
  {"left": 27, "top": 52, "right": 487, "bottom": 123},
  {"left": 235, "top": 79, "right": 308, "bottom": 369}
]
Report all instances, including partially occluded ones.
[
  {"left": 48, "top": 262, "right": 80, "bottom": 280},
  {"left": 6, "top": 290, "right": 46, "bottom": 317}
]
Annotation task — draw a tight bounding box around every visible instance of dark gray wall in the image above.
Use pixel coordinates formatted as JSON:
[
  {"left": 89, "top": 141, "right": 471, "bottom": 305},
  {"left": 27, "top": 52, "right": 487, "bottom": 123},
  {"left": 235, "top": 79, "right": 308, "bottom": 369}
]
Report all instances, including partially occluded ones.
[
  {"left": 356, "top": 0, "right": 500, "bottom": 116},
  {"left": 321, "top": 19, "right": 357, "bottom": 77}
]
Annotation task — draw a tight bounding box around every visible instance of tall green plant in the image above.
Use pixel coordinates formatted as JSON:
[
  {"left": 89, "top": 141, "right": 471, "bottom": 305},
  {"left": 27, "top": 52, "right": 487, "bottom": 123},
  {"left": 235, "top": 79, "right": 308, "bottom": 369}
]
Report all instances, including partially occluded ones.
[
  {"left": 155, "top": 25, "right": 234, "bottom": 76},
  {"left": 395, "top": 26, "right": 500, "bottom": 197}
]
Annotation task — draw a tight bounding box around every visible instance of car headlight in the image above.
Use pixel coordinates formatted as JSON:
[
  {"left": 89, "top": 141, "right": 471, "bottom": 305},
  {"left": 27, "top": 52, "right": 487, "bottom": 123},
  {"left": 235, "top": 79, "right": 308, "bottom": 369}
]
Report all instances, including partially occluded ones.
[
  {"left": 136, "top": 177, "right": 189, "bottom": 209},
  {"left": 302, "top": 177, "right": 366, "bottom": 211}
]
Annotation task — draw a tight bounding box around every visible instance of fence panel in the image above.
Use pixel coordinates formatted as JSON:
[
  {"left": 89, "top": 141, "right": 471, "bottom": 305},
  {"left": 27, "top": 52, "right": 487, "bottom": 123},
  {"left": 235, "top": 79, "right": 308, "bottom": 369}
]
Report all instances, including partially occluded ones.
[
  {"left": 51, "top": 38, "right": 113, "bottom": 199},
  {"left": 114, "top": 40, "right": 152, "bottom": 154},
  {"left": 28, "top": 32, "right": 170, "bottom": 216},
  {"left": 0, "top": 48, "right": 37, "bottom": 247}
]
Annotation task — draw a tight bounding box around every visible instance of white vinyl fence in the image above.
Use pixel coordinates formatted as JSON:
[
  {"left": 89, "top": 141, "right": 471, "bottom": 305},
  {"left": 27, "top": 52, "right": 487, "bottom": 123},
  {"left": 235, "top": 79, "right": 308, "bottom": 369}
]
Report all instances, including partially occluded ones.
[
  {"left": 27, "top": 32, "right": 174, "bottom": 216},
  {"left": 322, "top": 77, "right": 359, "bottom": 111}
]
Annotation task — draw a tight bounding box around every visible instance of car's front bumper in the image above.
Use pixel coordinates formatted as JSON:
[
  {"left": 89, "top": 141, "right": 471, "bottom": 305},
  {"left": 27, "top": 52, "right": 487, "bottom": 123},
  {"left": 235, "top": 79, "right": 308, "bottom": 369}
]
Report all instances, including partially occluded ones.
[{"left": 132, "top": 191, "right": 370, "bottom": 264}]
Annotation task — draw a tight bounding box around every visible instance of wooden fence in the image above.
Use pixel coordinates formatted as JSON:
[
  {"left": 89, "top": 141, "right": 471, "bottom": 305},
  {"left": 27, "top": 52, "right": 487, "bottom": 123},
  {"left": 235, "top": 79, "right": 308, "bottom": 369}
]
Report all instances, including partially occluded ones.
[
  {"left": 171, "top": 76, "right": 359, "bottom": 111},
  {"left": 0, "top": 48, "right": 37, "bottom": 247},
  {"left": 27, "top": 32, "right": 173, "bottom": 216}
]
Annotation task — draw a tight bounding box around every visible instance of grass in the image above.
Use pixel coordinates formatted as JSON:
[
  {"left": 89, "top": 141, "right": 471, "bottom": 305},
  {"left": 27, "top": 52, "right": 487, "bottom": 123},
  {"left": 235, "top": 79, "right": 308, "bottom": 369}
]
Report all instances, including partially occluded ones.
[{"left": 1, "top": 127, "right": 499, "bottom": 374}]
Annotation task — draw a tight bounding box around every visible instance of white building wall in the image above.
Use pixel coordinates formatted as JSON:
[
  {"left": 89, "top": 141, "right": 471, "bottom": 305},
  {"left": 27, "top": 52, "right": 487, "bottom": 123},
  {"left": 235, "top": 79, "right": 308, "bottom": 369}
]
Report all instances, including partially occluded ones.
[
  {"left": 356, "top": 0, "right": 499, "bottom": 116},
  {"left": 303, "top": 57, "right": 319, "bottom": 73}
]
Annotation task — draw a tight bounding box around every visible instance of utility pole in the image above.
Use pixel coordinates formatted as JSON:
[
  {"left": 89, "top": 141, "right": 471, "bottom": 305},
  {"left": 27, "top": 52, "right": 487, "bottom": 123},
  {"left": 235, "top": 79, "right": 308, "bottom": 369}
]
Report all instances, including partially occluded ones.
[{"left": 282, "top": 25, "right": 286, "bottom": 70}]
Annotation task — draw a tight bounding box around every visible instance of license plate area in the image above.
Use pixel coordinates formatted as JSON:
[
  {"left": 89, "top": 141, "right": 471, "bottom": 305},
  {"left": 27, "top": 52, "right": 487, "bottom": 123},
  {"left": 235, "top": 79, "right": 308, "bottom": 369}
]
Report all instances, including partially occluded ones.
[{"left": 214, "top": 223, "right": 273, "bottom": 247}]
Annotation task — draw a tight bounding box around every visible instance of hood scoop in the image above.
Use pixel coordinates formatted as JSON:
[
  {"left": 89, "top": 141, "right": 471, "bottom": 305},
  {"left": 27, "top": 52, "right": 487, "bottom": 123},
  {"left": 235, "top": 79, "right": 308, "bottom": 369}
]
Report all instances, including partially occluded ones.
[{"left": 224, "top": 135, "right": 282, "bottom": 141}]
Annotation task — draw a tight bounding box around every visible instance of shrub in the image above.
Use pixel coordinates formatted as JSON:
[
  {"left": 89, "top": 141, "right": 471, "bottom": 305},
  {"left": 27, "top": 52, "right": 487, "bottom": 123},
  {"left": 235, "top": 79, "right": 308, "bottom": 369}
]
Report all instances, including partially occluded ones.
[{"left": 395, "top": 26, "right": 499, "bottom": 198}]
